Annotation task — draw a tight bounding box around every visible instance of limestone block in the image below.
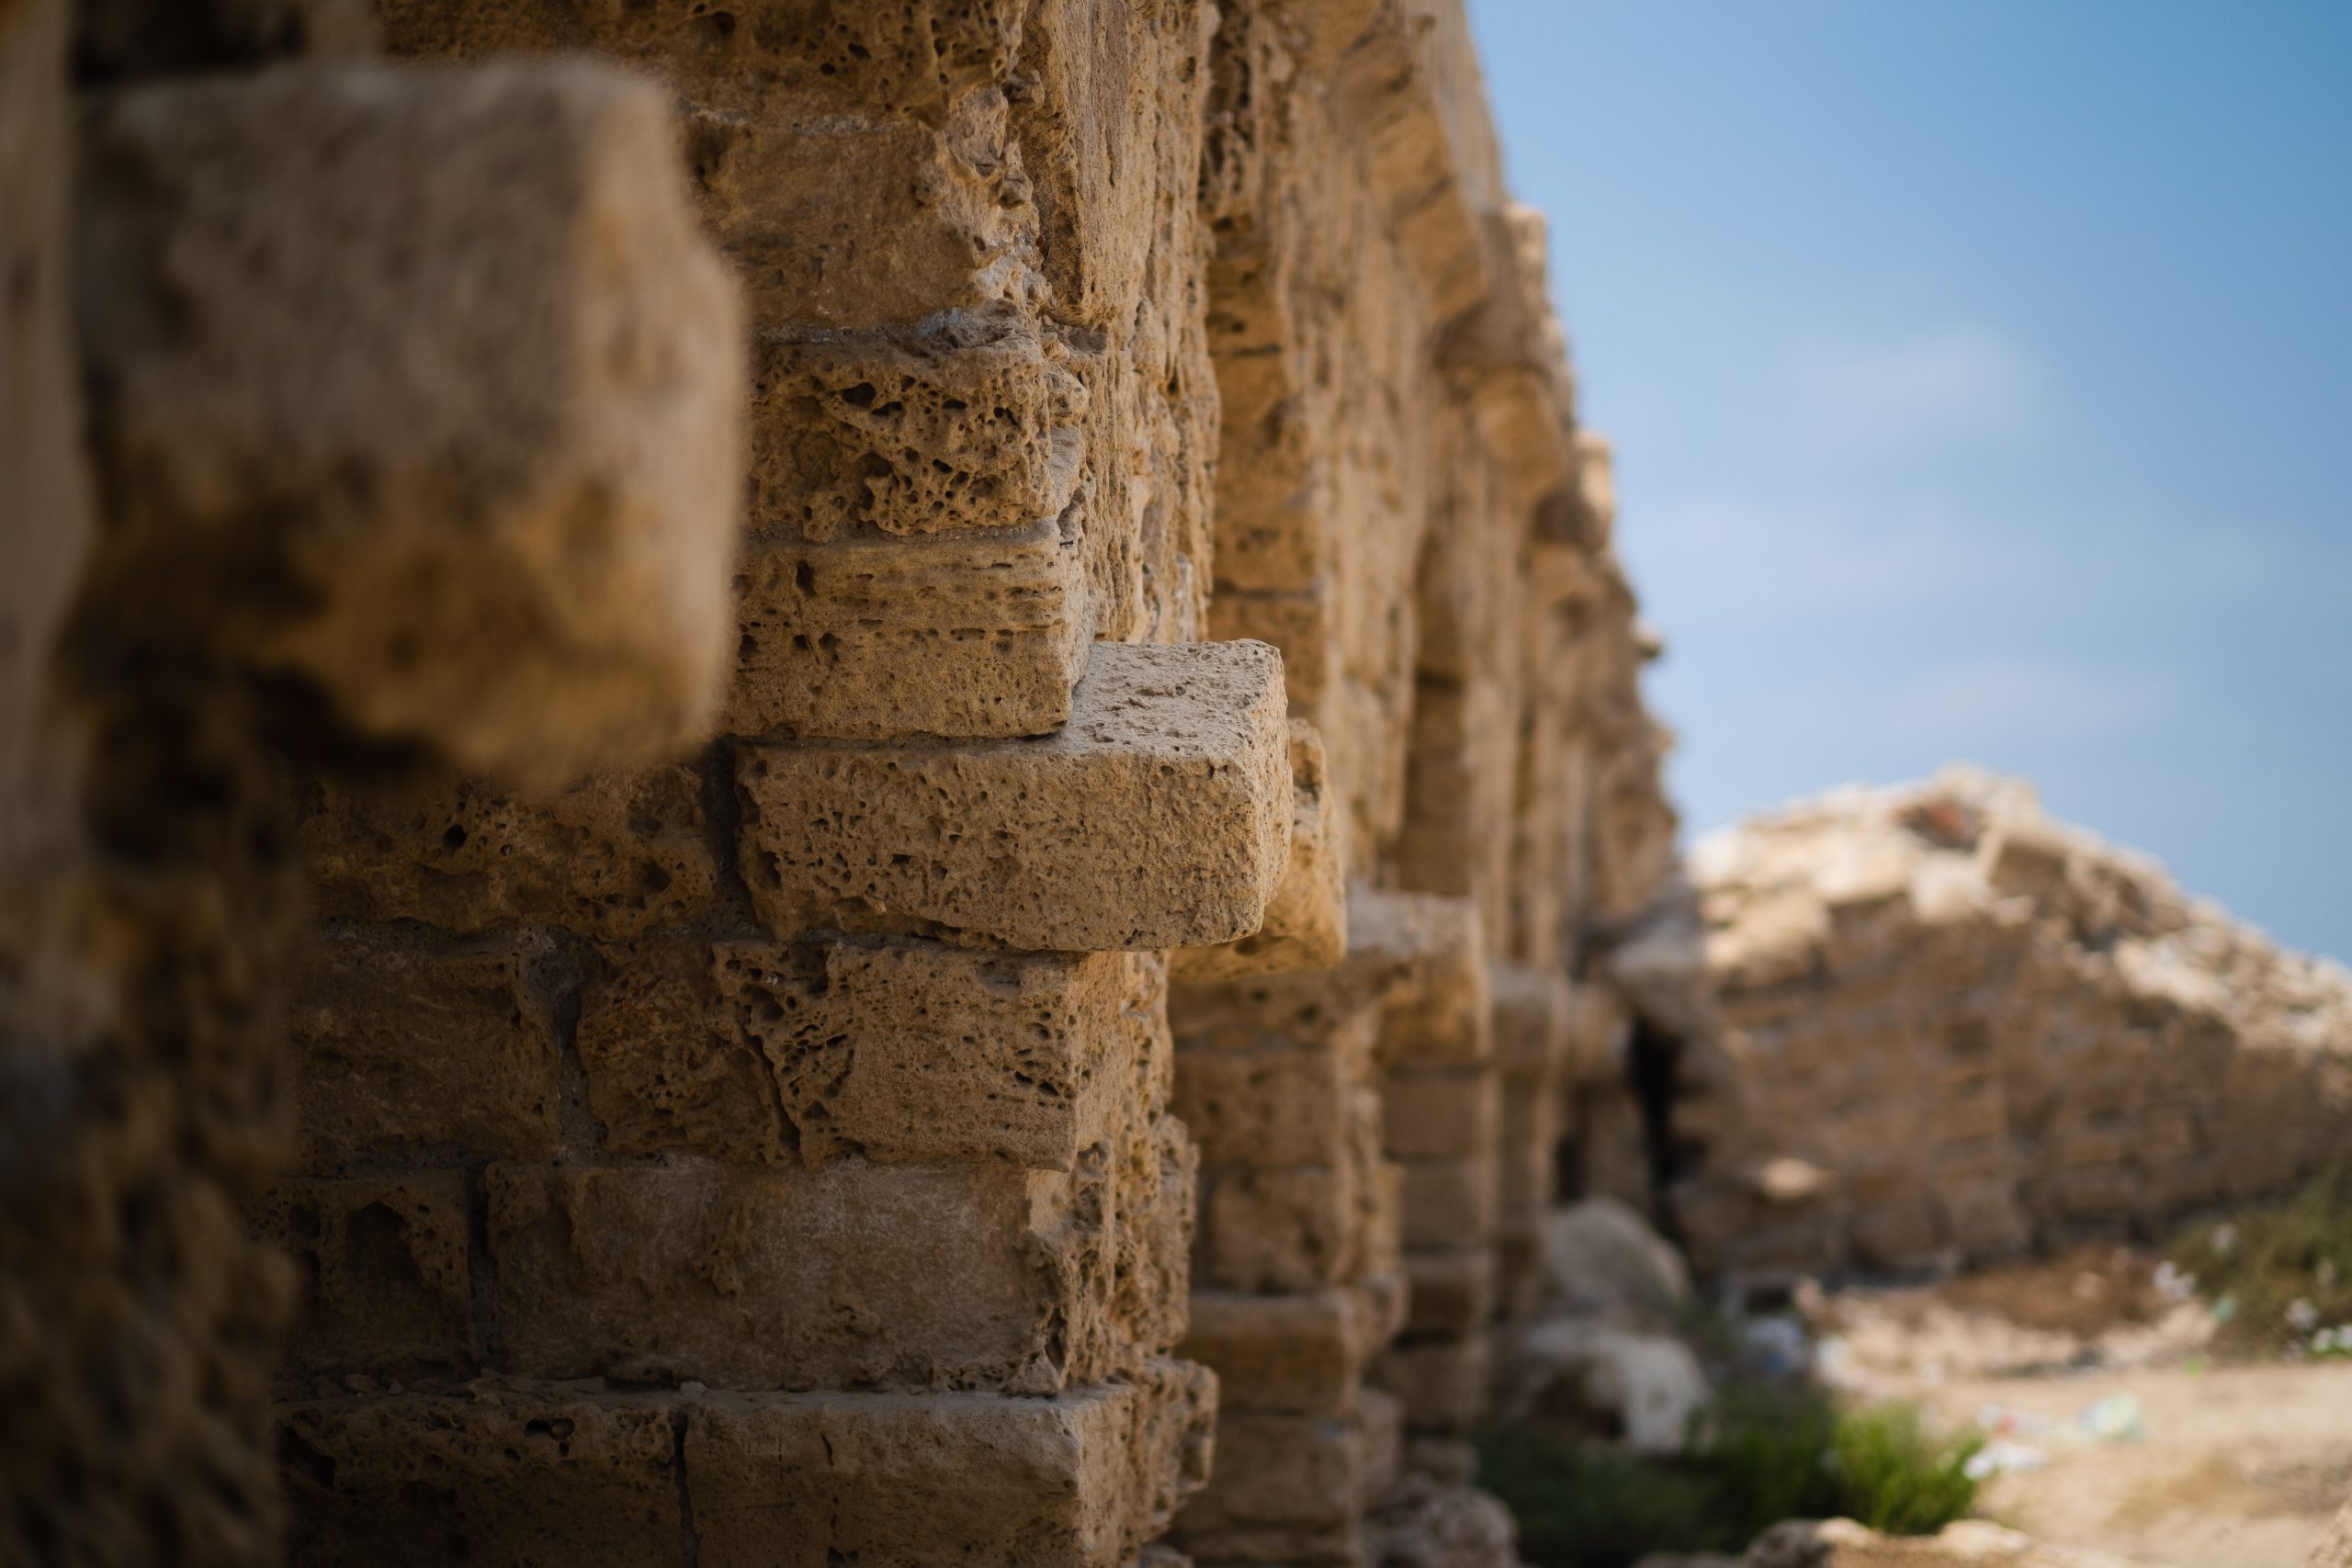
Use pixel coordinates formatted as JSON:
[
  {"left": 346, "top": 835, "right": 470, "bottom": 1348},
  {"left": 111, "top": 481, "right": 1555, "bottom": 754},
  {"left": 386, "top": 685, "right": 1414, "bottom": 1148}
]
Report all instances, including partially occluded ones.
[
  {"left": 1403, "top": 1248, "right": 1495, "bottom": 1337},
  {"left": 1372, "top": 1335, "right": 1489, "bottom": 1435},
  {"left": 1210, "top": 583, "right": 1338, "bottom": 711},
  {"left": 1011, "top": 0, "right": 1215, "bottom": 332},
  {"left": 728, "top": 517, "right": 1091, "bottom": 740},
  {"left": 1491, "top": 964, "right": 1573, "bottom": 1074},
  {"left": 1181, "top": 1282, "right": 1396, "bottom": 1416},
  {"left": 578, "top": 936, "right": 1161, "bottom": 1168},
  {"left": 680, "top": 100, "right": 1038, "bottom": 330},
  {"left": 300, "top": 765, "right": 716, "bottom": 941},
  {"left": 484, "top": 1134, "right": 1190, "bottom": 1393},
  {"left": 246, "top": 1172, "right": 475, "bottom": 1384},
  {"left": 1172, "top": 888, "right": 1486, "bottom": 1055},
  {"left": 1399, "top": 1156, "right": 1497, "bottom": 1249},
  {"left": 1173, "top": 1405, "right": 1377, "bottom": 1566},
  {"left": 1384, "top": 1065, "right": 1499, "bottom": 1161},
  {"left": 76, "top": 61, "right": 744, "bottom": 784},
  {"left": 749, "top": 311, "right": 1083, "bottom": 541},
  {"left": 1202, "top": 1165, "right": 1363, "bottom": 1295},
  {"left": 279, "top": 1391, "right": 685, "bottom": 1566},
  {"left": 288, "top": 1365, "right": 1213, "bottom": 1568},
  {"left": 1175, "top": 1040, "right": 1363, "bottom": 1170},
  {"left": 286, "top": 926, "right": 563, "bottom": 1171},
  {"left": 1363, "top": 892, "right": 1491, "bottom": 1063},
  {"left": 1175, "top": 720, "right": 1348, "bottom": 980},
  {"left": 689, "top": 1361, "right": 1218, "bottom": 1568},
  {"left": 738, "top": 640, "right": 1291, "bottom": 951}
]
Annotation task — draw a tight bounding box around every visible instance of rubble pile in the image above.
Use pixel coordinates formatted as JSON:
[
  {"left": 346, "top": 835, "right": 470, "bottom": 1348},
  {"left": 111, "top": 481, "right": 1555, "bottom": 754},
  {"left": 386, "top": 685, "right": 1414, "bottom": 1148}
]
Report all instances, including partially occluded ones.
[{"left": 1671, "top": 769, "right": 2352, "bottom": 1282}]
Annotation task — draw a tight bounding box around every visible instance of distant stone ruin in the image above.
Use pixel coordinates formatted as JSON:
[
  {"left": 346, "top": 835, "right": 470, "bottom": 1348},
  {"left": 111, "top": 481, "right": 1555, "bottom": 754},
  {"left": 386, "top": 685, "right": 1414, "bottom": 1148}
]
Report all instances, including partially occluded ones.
[
  {"left": 1662, "top": 768, "right": 2352, "bottom": 1283},
  {"left": 4, "top": 0, "right": 1688, "bottom": 1562}
]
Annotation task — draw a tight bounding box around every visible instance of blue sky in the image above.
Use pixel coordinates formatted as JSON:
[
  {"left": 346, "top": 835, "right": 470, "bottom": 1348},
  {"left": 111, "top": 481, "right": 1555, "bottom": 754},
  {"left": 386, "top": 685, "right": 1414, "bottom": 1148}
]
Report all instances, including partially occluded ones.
[{"left": 1468, "top": 0, "right": 2352, "bottom": 962}]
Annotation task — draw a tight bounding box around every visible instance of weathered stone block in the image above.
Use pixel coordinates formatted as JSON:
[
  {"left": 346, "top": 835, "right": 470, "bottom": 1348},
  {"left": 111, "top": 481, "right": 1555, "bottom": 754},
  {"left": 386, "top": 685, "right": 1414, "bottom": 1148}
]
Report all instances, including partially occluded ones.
[
  {"left": 1172, "top": 1404, "right": 1385, "bottom": 1566},
  {"left": 1491, "top": 963, "right": 1572, "bottom": 1074},
  {"left": 1371, "top": 1335, "right": 1489, "bottom": 1435},
  {"left": 1180, "top": 1281, "right": 1396, "bottom": 1417},
  {"left": 692, "top": 1360, "right": 1217, "bottom": 1568},
  {"left": 1170, "top": 1021, "right": 1374, "bottom": 1171},
  {"left": 1383, "top": 1065, "right": 1498, "bottom": 1161},
  {"left": 485, "top": 1129, "right": 1191, "bottom": 1394},
  {"left": 1175, "top": 720, "right": 1348, "bottom": 980},
  {"left": 1359, "top": 891, "right": 1490, "bottom": 1063},
  {"left": 579, "top": 936, "right": 1162, "bottom": 1168},
  {"left": 738, "top": 640, "right": 1291, "bottom": 951},
  {"left": 76, "top": 61, "right": 744, "bottom": 784},
  {"left": 280, "top": 1390, "right": 685, "bottom": 1566},
  {"left": 1209, "top": 583, "right": 1337, "bottom": 711},
  {"left": 749, "top": 314, "right": 1084, "bottom": 540},
  {"left": 285, "top": 1364, "right": 1214, "bottom": 1568},
  {"left": 300, "top": 765, "right": 716, "bottom": 941},
  {"left": 247, "top": 1172, "right": 475, "bottom": 1384},
  {"left": 1398, "top": 1156, "right": 1496, "bottom": 1249},
  {"left": 727, "top": 516, "right": 1090, "bottom": 741},
  {"left": 1202, "top": 1165, "right": 1362, "bottom": 1296},
  {"left": 1402, "top": 1247, "right": 1494, "bottom": 1337},
  {"left": 287, "top": 926, "right": 563, "bottom": 1170}
]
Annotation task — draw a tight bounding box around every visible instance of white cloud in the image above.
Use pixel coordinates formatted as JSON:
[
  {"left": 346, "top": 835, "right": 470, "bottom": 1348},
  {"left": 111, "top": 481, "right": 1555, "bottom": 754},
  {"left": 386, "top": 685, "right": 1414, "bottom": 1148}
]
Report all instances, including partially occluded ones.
[{"left": 1779, "top": 321, "right": 2053, "bottom": 467}]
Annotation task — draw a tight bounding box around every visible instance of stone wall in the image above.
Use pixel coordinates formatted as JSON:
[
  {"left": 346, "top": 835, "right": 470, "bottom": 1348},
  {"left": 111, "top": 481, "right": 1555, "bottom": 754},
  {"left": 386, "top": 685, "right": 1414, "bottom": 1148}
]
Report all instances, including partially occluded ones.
[
  {"left": 1, "top": 2, "right": 745, "bottom": 1561},
  {"left": 2, "top": 0, "right": 1687, "bottom": 1562},
  {"left": 1666, "top": 769, "right": 2352, "bottom": 1284}
]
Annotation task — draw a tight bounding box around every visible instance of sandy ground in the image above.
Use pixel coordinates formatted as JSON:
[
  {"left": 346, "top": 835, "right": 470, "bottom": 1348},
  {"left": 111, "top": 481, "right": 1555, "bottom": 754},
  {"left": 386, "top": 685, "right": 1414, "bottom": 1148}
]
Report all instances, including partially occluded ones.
[{"left": 1807, "top": 1252, "right": 2352, "bottom": 1567}]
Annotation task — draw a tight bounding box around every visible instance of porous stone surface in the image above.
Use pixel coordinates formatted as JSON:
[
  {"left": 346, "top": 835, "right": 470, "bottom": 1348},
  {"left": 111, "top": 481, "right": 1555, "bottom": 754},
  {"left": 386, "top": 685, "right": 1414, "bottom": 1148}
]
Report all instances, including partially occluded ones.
[
  {"left": 74, "top": 59, "right": 744, "bottom": 784},
  {"left": 6, "top": 0, "right": 1696, "bottom": 1562},
  {"left": 1, "top": 7, "right": 747, "bottom": 1562},
  {"left": 738, "top": 638, "right": 1293, "bottom": 952},
  {"left": 1667, "top": 769, "right": 2352, "bottom": 1280}
]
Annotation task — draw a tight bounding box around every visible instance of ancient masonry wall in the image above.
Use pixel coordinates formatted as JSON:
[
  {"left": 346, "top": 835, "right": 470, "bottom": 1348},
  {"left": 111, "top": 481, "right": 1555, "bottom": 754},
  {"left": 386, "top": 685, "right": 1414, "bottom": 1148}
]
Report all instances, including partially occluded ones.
[
  {"left": 4, "top": 1, "right": 1686, "bottom": 1562},
  {"left": 2, "top": 0, "right": 746, "bottom": 1559},
  {"left": 1664, "top": 771, "right": 2352, "bottom": 1285}
]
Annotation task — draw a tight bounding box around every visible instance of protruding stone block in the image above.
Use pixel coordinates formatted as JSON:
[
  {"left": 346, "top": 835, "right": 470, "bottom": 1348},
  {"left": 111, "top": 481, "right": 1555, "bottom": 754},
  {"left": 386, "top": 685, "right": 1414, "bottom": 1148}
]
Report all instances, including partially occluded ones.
[
  {"left": 1175, "top": 720, "right": 1348, "bottom": 981},
  {"left": 727, "top": 518, "right": 1090, "bottom": 741},
  {"left": 300, "top": 765, "right": 716, "bottom": 941},
  {"left": 738, "top": 640, "right": 1291, "bottom": 951},
  {"left": 287, "top": 926, "right": 563, "bottom": 1170},
  {"left": 577, "top": 936, "right": 1162, "bottom": 1168},
  {"left": 75, "top": 61, "right": 744, "bottom": 784},
  {"left": 484, "top": 1128, "right": 1193, "bottom": 1394}
]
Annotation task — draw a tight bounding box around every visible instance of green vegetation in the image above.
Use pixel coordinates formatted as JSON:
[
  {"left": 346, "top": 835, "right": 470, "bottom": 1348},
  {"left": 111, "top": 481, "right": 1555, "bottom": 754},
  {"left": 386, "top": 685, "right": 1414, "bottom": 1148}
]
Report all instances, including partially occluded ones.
[
  {"left": 2167, "top": 1164, "right": 2352, "bottom": 1357},
  {"left": 1476, "top": 1384, "right": 1982, "bottom": 1568}
]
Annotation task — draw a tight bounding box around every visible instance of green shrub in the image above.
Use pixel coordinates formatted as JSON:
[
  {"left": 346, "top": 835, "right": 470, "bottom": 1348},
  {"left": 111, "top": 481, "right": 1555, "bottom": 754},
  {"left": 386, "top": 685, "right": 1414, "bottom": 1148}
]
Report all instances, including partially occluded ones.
[
  {"left": 1476, "top": 1387, "right": 1980, "bottom": 1568},
  {"left": 1826, "top": 1403, "right": 1983, "bottom": 1536}
]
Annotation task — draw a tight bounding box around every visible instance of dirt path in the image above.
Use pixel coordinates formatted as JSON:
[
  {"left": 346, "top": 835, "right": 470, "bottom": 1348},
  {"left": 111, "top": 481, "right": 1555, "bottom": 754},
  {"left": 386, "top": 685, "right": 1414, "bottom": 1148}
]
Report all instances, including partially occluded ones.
[
  {"left": 1920, "top": 1359, "right": 2352, "bottom": 1568},
  {"left": 1807, "top": 1255, "right": 2352, "bottom": 1567}
]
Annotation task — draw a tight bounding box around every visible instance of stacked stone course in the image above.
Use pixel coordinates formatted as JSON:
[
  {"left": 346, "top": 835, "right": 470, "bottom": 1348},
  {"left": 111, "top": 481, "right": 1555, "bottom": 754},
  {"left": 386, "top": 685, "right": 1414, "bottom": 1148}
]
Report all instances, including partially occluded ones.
[{"left": 5, "top": 0, "right": 1691, "bottom": 1561}]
